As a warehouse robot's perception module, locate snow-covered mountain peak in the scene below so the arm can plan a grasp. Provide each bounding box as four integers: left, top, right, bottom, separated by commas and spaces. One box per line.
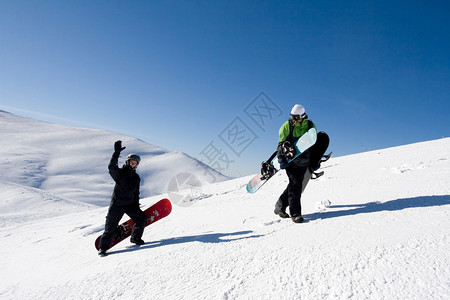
0, 110, 228, 206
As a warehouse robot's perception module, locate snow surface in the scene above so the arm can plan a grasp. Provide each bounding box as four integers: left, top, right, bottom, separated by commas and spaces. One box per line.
1, 111, 449, 299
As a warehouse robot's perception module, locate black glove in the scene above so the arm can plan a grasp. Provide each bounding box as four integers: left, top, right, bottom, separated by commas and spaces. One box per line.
281, 141, 296, 159
114, 140, 126, 153
277, 141, 295, 170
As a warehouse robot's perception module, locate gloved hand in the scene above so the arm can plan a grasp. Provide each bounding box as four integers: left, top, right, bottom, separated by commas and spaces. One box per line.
277, 141, 294, 170
281, 141, 295, 159
114, 140, 126, 153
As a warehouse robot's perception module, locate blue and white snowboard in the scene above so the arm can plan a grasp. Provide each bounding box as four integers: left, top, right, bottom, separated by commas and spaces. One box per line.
246, 128, 319, 194
287, 127, 317, 163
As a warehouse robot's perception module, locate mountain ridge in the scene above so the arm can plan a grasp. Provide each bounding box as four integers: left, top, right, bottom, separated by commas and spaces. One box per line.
0, 110, 228, 206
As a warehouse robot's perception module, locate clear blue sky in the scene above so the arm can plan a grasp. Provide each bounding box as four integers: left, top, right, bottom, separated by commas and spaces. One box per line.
1, 1, 449, 178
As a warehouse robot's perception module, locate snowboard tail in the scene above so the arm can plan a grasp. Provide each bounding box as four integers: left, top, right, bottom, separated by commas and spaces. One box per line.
246, 151, 278, 193
309, 132, 330, 169
95, 198, 172, 251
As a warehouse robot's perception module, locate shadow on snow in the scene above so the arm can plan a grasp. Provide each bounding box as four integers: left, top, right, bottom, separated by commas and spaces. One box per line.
109, 230, 263, 255
307, 195, 450, 221
105, 195, 450, 255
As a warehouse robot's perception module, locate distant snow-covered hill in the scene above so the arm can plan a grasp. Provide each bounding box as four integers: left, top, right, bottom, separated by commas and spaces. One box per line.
0, 110, 228, 206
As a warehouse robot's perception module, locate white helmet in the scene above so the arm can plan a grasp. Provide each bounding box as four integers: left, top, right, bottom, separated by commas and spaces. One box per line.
290, 104, 306, 116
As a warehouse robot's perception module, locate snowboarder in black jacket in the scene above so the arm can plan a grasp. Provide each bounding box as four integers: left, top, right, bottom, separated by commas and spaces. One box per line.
98, 140, 147, 255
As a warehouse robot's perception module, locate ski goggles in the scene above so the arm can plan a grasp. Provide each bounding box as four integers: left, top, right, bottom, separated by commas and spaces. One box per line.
290, 114, 306, 121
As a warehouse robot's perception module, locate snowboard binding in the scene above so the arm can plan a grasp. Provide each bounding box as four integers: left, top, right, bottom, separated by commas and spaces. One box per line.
309, 152, 332, 180
261, 161, 276, 180
281, 141, 296, 159
114, 224, 130, 240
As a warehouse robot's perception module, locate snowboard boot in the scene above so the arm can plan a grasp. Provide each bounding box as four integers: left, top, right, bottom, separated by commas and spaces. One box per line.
98, 248, 107, 256
274, 208, 290, 218
131, 238, 145, 245
292, 215, 304, 223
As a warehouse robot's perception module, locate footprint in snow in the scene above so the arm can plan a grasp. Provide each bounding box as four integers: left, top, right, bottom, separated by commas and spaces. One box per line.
316, 199, 331, 212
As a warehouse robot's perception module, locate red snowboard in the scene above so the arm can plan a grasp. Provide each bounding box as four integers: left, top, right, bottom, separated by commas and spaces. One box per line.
95, 198, 172, 250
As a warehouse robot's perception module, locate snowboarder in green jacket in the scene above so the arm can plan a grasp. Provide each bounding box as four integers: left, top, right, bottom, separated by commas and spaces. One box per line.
275, 104, 316, 223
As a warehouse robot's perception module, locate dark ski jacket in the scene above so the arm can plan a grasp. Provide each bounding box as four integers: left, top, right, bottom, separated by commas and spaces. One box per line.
108, 152, 140, 206
277, 117, 316, 167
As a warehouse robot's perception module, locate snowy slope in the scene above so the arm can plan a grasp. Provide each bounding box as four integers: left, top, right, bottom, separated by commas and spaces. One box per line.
0, 112, 449, 298
0, 110, 228, 206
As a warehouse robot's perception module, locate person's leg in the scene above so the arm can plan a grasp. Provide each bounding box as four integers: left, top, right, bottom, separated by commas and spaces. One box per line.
286, 165, 308, 219
99, 205, 125, 250
126, 206, 147, 244
275, 187, 290, 218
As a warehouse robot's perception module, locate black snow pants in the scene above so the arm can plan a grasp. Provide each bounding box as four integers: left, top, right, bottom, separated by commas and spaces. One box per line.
275, 164, 308, 217
99, 203, 147, 250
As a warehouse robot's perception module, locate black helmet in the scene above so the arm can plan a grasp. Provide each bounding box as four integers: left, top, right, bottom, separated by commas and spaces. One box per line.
126, 153, 141, 166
